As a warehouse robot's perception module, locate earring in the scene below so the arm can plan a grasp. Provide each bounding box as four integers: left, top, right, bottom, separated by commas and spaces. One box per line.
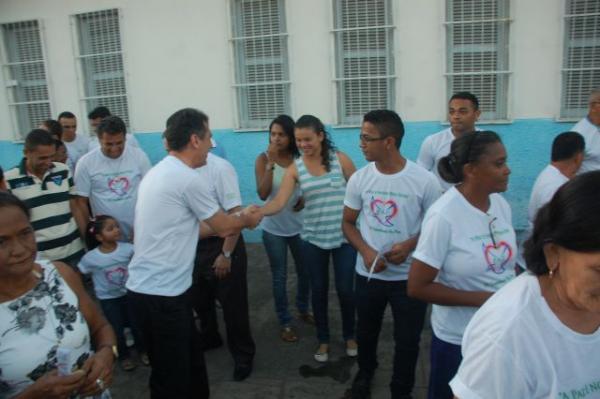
549, 269, 554, 278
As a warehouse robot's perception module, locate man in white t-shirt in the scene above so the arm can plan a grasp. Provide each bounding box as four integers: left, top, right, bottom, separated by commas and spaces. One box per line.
517, 131, 585, 268
74, 115, 151, 242
58, 111, 90, 170
417, 92, 481, 190
342, 110, 442, 399
126, 108, 262, 399
571, 88, 600, 172
193, 152, 255, 381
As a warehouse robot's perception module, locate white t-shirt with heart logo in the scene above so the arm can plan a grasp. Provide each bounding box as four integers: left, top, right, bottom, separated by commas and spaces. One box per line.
344, 161, 442, 281
78, 242, 134, 299
412, 186, 517, 345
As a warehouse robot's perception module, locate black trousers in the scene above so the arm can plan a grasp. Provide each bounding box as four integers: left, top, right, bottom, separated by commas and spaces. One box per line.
355, 274, 427, 398
128, 289, 209, 399
192, 235, 255, 365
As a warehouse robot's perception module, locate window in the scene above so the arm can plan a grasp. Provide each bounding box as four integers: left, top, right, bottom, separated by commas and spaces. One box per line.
74, 9, 129, 126
333, 0, 394, 125
1, 20, 51, 139
561, 0, 600, 119
231, 0, 290, 129
446, 0, 510, 120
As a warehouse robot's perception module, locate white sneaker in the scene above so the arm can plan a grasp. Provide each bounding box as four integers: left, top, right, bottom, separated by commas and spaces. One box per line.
314, 345, 329, 363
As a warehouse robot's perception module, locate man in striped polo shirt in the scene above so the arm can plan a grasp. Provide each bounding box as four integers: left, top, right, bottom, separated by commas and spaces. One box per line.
5, 129, 86, 265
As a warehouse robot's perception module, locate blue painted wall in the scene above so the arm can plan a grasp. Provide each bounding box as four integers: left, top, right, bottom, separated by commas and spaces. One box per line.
0, 118, 574, 242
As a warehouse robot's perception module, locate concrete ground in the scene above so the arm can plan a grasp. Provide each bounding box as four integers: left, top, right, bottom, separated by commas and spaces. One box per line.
110, 243, 431, 399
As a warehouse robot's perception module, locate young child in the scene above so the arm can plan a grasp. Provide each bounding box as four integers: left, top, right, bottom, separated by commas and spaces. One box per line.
78, 215, 147, 371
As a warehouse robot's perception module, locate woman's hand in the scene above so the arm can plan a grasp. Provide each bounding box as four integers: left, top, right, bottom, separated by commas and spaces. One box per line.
78, 347, 114, 397
16, 369, 86, 399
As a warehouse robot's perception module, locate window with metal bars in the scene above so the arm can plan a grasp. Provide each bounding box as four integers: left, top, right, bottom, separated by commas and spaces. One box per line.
74, 9, 129, 127
1, 20, 51, 139
446, 0, 510, 121
231, 0, 290, 129
333, 0, 394, 125
561, 0, 600, 119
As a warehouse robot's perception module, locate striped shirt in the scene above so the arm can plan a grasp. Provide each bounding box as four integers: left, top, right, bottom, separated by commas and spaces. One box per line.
295, 153, 346, 249
6, 159, 85, 263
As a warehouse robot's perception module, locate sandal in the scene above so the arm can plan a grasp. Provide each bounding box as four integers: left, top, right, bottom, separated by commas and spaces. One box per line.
346, 339, 358, 357
140, 352, 150, 366
280, 326, 298, 342
120, 357, 137, 371
298, 312, 315, 325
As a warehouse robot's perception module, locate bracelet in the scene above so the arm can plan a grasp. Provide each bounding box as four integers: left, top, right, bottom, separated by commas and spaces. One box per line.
96, 343, 118, 359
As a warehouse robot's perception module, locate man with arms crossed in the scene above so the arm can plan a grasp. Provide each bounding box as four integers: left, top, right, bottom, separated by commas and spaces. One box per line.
417, 92, 480, 190
126, 108, 262, 399
343, 110, 442, 399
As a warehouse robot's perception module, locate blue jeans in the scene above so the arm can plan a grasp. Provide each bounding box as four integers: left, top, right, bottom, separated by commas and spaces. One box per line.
428, 333, 462, 399
303, 241, 356, 344
100, 295, 145, 359
262, 231, 311, 327
355, 275, 426, 398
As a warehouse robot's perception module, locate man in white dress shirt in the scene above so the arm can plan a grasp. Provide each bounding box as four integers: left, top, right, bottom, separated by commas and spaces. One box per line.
571, 88, 600, 172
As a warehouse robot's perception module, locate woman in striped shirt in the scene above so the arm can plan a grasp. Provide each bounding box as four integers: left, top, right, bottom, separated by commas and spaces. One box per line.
260, 115, 357, 362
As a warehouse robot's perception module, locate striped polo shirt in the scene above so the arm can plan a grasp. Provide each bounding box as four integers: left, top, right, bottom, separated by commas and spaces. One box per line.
295, 153, 346, 249
6, 159, 85, 263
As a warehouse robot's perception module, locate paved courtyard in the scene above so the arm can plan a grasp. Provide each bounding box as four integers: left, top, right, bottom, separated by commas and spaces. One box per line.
110, 243, 432, 399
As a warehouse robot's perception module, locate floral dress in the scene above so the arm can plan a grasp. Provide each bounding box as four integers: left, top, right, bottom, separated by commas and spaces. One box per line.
0, 260, 92, 398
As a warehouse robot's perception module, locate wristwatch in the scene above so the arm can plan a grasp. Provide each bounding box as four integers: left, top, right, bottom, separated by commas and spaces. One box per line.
222, 250, 232, 259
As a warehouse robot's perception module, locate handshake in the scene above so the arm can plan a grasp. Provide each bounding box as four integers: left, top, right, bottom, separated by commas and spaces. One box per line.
239, 205, 264, 229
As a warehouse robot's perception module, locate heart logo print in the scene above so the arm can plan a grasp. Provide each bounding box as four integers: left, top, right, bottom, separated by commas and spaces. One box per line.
369, 197, 398, 227
108, 176, 130, 197
482, 241, 513, 274
105, 266, 128, 287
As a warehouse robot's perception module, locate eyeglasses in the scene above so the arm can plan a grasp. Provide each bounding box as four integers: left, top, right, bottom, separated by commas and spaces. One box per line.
359, 134, 385, 143
488, 216, 498, 248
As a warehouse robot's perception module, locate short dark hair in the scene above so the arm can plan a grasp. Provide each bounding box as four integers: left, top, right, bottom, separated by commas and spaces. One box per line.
97, 115, 127, 137
54, 139, 65, 150
449, 91, 479, 111
164, 108, 209, 151
438, 131, 502, 183
88, 106, 111, 120
363, 110, 405, 149
269, 115, 299, 157
524, 171, 600, 275
0, 191, 30, 219
24, 129, 56, 151
41, 119, 63, 140
551, 131, 585, 162
57, 111, 76, 120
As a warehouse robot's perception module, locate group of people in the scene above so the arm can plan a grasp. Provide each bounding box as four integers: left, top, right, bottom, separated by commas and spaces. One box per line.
0, 90, 599, 399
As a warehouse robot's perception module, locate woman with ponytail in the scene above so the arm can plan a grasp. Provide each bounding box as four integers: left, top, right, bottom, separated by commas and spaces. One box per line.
260, 115, 358, 362
450, 171, 600, 398
407, 131, 516, 399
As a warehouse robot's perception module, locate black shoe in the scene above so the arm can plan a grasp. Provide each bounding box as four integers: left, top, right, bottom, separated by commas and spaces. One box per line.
351, 370, 372, 399
233, 362, 253, 381
200, 334, 223, 351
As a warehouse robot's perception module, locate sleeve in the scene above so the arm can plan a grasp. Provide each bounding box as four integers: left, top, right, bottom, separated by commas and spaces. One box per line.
343, 172, 362, 210
417, 137, 434, 171
183, 174, 221, 221
73, 157, 91, 197
450, 335, 531, 399
77, 253, 94, 274
213, 159, 242, 211
411, 209, 451, 269
422, 173, 443, 212
137, 150, 152, 177
128, 134, 140, 148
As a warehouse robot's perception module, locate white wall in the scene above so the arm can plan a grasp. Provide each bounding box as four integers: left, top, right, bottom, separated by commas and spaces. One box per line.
0, 0, 567, 141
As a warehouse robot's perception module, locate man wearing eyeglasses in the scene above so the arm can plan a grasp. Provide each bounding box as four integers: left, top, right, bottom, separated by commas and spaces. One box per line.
342, 110, 442, 399
417, 92, 481, 190
571, 88, 600, 173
